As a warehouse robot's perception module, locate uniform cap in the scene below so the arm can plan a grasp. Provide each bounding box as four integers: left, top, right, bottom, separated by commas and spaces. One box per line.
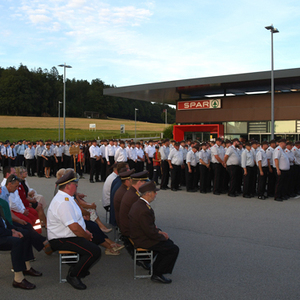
119, 169, 135, 180
131, 170, 149, 181
139, 181, 159, 194
55, 170, 79, 186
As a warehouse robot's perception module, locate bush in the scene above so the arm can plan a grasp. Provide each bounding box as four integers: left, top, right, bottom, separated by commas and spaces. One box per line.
163, 124, 175, 139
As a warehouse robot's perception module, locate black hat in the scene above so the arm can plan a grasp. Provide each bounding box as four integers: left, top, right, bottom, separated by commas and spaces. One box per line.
55, 170, 79, 186
131, 170, 149, 181
139, 181, 159, 194
119, 169, 135, 180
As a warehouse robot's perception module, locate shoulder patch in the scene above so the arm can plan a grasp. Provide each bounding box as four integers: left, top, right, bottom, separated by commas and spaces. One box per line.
65, 197, 69, 201
146, 204, 151, 210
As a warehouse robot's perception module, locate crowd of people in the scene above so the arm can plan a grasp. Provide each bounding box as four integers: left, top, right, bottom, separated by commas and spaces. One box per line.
1, 137, 300, 201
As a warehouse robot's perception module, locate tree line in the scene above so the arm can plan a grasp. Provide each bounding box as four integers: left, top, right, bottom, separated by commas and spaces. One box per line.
0, 64, 175, 123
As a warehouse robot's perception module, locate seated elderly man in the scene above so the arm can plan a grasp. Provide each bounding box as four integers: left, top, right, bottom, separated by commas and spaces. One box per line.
128, 181, 179, 284
0, 175, 42, 290
47, 170, 101, 290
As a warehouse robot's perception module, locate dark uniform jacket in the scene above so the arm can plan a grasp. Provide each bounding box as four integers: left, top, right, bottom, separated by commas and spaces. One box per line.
119, 186, 140, 236
0, 205, 14, 245
128, 198, 166, 249
113, 184, 128, 227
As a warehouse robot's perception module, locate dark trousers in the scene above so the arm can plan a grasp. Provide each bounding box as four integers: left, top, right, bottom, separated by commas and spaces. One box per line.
199, 164, 209, 193
16, 154, 25, 166
149, 239, 179, 276
49, 237, 101, 278
227, 165, 240, 195
243, 166, 255, 196
136, 161, 144, 173
63, 155, 72, 168
146, 158, 154, 180
213, 163, 223, 193
160, 160, 170, 188
101, 158, 107, 181
171, 164, 181, 190
128, 159, 136, 171
153, 165, 161, 185
77, 161, 84, 177
54, 157, 63, 176
26, 158, 35, 176
257, 167, 268, 197
251, 166, 258, 195
274, 169, 289, 199
288, 166, 296, 196
37, 156, 44, 177
185, 165, 196, 191
90, 158, 96, 181
0, 227, 34, 272
294, 165, 300, 194
180, 161, 186, 186
267, 167, 276, 196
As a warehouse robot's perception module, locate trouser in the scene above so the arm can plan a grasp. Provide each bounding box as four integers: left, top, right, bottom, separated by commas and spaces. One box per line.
227, 165, 240, 195
54, 157, 63, 176
288, 165, 296, 196
13, 222, 46, 252
77, 162, 84, 177
95, 159, 101, 181
13, 208, 38, 226
223, 167, 230, 192
237, 166, 243, 193
136, 161, 144, 173
171, 164, 181, 189
199, 164, 209, 193
90, 158, 96, 181
180, 161, 186, 186
128, 159, 136, 170
16, 154, 25, 166
37, 156, 44, 177
0, 227, 34, 272
26, 159, 35, 176
49, 237, 101, 278
8, 157, 16, 167
101, 158, 107, 181
160, 160, 170, 188
185, 165, 196, 191
251, 166, 258, 195
243, 166, 255, 196
257, 167, 268, 197
146, 158, 154, 179
267, 167, 276, 196
213, 163, 223, 193
153, 165, 161, 184
274, 169, 289, 199
149, 239, 179, 276
294, 165, 300, 194
63, 155, 72, 168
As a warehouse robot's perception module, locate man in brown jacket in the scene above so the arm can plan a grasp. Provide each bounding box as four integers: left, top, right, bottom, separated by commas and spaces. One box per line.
128, 181, 179, 284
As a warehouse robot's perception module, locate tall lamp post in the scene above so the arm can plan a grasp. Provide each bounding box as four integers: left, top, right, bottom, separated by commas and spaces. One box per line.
265, 24, 279, 140
135, 108, 139, 141
58, 63, 72, 142
58, 101, 62, 140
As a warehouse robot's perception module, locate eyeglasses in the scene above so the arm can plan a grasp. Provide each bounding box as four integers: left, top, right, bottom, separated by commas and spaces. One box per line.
7, 175, 20, 184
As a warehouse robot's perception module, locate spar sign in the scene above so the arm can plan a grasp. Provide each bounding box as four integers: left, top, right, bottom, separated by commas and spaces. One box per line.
177, 99, 221, 110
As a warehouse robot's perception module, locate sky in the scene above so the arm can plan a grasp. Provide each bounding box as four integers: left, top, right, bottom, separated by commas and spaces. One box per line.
1, 0, 300, 87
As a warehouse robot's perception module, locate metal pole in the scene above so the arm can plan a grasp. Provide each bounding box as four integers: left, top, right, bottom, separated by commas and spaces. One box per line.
63, 64, 66, 142
135, 108, 137, 141
270, 31, 274, 140
165, 108, 167, 127
58, 102, 61, 141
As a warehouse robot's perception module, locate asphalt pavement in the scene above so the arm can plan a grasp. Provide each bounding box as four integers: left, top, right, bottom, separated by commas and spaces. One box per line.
1, 174, 300, 300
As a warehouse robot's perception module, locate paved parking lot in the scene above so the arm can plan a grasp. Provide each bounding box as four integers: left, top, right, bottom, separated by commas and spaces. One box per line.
1, 174, 300, 300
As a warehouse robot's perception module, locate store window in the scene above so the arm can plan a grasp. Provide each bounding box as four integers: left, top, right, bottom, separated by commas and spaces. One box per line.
226, 122, 247, 134
274, 121, 296, 133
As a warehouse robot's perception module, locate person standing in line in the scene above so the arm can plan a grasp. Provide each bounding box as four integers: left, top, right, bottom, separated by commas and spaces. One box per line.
185, 146, 198, 193
135, 142, 145, 172
24, 143, 35, 176
266, 140, 276, 197
89, 140, 98, 183
153, 145, 161, 185
35, 140, 45, 177
292, 141, 300, 195
159, 139, 170, 190
145, 140, 155, 180
63, 140, 72, 168
285, 141, 297, 198
168, 142, 184, 192
199, 143, 210, 194
256, 141, 269, 200
241, 142, 255, 198
114, 141, 128, 163
53, 141, 63, 176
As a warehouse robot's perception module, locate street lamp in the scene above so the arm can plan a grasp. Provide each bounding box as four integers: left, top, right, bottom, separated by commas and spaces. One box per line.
58, 101, 62, 141
135, 108, 139, 141
265, 24, 279, 140
58, 63, 72, 142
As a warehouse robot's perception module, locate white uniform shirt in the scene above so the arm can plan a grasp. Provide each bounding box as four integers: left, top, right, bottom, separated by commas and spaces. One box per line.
100, 145, 106, 158
256, 149, 268, 167
211, 144, 223, 164
64, 144, 71, 156
241, 149, 255, 168
186, 150, 197, 167
1, 146, 6, 156
199, 149, 209, 165
42, 148, 53, 157
168, 148, 183, 166
266, 146, 275, 167
136, 148, 144, 162
145, 145, 155, 158
54, 145, 64, 157
180, 146, 188, 161
35, 145, 45, 157
292, 146, 300, 165
225, 145, 241, 166
24, 147, 35, 159
9, 188, 26, 214
159, 145, 169, 161
105, 144, 115, 160
285, 149, 295, 166
273, 146, 290, 171
102, 172, 118, 207
128, 147, 137, 161
47, 190, 86, 240
115, 147, 127, 162
89, 145, 98, 159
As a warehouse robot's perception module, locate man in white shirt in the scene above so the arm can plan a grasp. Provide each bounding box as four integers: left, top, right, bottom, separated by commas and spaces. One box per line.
105, 139, 115, 167
292, 141, 300, 195
168, 142, 184, 191
256, 141, 269, 200
145, 140, 155, 180
128, 142, 137, 170
114, 141, 127, 162
53, 141, 64, 175
273, 139, 290, 201
185, 146, 198, 193
89, 140, 100, 183
199, 143, 210, 194
135, 142, 145, 172
159, 139, 170, 190
266, 140, 276, 197
47, 170, 101, 290
285, 141, 297, 198
241, 142, 255, 198
24, 142, 35, 176
100, 140, 108, 181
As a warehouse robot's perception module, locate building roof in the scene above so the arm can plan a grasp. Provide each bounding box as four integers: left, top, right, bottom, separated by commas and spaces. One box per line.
103, 68, 300, 105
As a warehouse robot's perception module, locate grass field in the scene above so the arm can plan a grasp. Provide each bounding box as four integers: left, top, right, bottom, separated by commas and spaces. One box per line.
0, 116, 165, 142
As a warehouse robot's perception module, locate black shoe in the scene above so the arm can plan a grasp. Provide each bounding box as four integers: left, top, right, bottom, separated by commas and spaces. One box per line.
274, 198, 283, 202
160, 187, 167, 190
171, 188, 177, 192
90, 180, 94, 183
187, 189, 196, 193
258, 196, 265, 200
213, 192, 220, 195
282, 196, 289, 200
228, 193, 236, 197
177, 188, 182, 191
243, 195, 251, 198
136, 261, 151, 270
166, 186, 170, 189
151, 274, 172, 284
66, 274, 87, 290
200, 191, 207, 194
